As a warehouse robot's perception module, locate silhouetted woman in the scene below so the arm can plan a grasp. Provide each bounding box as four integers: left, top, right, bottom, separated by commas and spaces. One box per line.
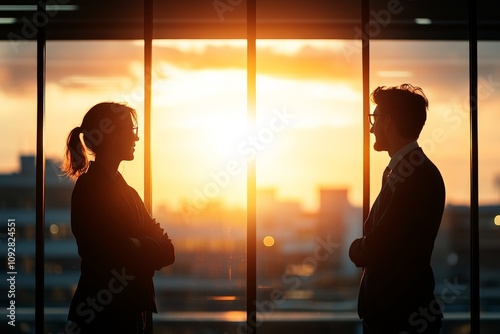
63, 102, 175, 334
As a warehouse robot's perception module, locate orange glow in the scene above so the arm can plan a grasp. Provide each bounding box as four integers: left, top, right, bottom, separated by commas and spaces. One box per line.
219, 311, 246, 322
263, 235, 275, 247
210, 296, 237, 301
285, 264, 315, 277
1, 39, 493, 211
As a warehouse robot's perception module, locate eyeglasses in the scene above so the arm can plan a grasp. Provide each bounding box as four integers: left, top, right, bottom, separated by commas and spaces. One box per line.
368, 113, 386, 125
132, 127, 138, 136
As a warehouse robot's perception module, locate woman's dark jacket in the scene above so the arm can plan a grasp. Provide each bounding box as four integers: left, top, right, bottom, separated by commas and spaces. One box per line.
68, 162, 175, 329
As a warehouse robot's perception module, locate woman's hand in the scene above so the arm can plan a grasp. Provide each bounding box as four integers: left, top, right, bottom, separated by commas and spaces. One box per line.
150, 218, 167, 239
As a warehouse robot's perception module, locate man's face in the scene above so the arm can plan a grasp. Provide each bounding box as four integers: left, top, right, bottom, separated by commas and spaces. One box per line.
370, 106, 389, 152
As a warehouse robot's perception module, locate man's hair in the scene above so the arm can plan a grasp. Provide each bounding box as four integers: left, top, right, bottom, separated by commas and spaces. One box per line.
371, 84, 428, 140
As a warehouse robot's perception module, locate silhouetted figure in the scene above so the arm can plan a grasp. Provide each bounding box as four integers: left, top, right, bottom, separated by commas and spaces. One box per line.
349, 85, 445, 334
63, 102, 175, 334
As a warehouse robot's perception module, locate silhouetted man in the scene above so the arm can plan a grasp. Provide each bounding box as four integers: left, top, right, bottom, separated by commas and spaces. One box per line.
349, 84, 445, 334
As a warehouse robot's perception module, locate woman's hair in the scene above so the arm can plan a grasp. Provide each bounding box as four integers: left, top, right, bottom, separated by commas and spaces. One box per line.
62, 102, 137, 180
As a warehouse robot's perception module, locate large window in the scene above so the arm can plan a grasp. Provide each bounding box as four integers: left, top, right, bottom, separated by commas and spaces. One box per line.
0, 41, 37, 333
372, 40, 472, 333
151, 40, 247, 332
44, 40, 145, 333
478, 41, 500, 331
255, 39, 363, 333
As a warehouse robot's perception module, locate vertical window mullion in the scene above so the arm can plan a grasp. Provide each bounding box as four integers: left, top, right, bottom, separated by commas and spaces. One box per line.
361, 2, 370, 333
247, 0, 257, 332
35, 1, 47, 333
468, 0, 480, 331
362, 0, 370, 229
144, 0, 153, 213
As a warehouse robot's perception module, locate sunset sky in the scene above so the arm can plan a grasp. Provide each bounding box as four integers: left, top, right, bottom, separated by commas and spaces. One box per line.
1, 39, 499, 212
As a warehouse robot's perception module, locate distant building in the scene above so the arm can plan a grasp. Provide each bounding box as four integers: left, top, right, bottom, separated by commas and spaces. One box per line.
0, 155, 73, 210
0, 155, 78, 310
440, 205, 500, 281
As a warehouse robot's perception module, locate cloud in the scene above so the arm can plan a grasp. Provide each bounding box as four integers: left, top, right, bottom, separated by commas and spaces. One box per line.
0, 39, 484, 97
154, 42, 360, 80
0, 41, 142, 94
1, 40, 365, 97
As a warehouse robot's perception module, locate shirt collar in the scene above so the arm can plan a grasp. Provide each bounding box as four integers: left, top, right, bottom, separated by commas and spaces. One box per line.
388, 141, 419, 170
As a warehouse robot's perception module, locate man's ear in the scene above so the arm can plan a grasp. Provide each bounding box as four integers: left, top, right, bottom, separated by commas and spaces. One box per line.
383, 114, 392, 132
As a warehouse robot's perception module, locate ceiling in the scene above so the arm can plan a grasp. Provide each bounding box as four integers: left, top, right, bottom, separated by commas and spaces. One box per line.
0, 0, 499, 40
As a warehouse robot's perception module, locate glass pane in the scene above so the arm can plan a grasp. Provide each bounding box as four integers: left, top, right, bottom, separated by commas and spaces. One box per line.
151, 39, 247, 332
371, 40, 471, 333
478, 41, 500, 332
256, 39, 363, 333
0, 41, 37, 333
45, 40, 144, 332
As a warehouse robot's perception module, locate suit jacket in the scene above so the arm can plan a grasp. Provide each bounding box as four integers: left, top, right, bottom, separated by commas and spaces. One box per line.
68, 162, 175, 329
349, 148, 445, 326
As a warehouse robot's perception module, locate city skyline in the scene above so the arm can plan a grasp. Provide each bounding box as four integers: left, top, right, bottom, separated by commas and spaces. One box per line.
1, 152, 499, 333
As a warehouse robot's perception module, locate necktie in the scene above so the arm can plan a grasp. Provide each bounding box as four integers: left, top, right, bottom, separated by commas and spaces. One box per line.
370, 166, 391, 230
382, 166, 391, 188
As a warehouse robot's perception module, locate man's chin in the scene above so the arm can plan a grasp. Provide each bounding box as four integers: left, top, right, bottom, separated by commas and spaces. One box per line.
373, 142, 386, 152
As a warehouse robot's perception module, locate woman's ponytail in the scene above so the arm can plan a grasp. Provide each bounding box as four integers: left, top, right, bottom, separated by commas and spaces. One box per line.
61, 127, 88, 181
62, 102, 137, 180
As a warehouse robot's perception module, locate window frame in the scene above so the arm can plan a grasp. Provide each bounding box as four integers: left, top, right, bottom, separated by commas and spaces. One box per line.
32, 0, 481, 333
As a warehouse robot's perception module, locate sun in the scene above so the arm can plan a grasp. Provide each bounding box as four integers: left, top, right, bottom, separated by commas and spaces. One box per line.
200, 115, 250, 159
152, 63, 249, 161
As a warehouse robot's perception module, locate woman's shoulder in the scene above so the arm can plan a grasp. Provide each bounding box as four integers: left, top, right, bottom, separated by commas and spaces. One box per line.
73, 163, 109, 192
74, 166, 96, 185
72, 172, 95, 200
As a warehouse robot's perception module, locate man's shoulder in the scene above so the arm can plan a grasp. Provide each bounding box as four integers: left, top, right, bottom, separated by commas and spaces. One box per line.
408, 149, 445, 194
415, 149, 442, 176
390, 148, 444, 187
401, 148, 441, 173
